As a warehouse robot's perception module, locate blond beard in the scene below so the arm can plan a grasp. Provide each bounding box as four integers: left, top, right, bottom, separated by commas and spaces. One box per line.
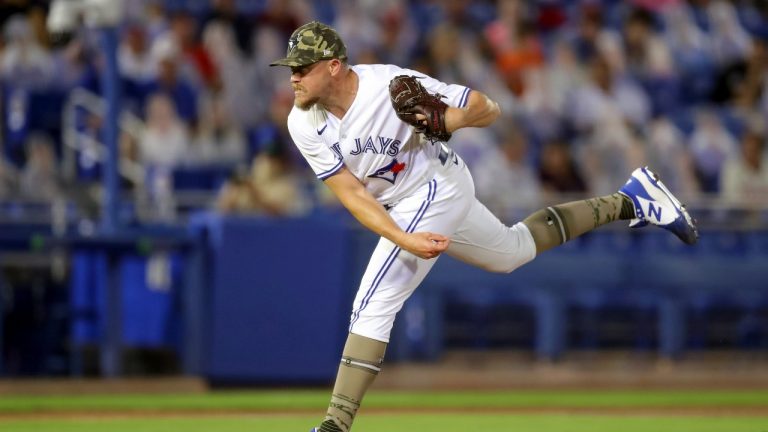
294, 96, 320, 111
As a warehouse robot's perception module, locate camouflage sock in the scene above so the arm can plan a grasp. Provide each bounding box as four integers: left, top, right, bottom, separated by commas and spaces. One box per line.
523, 193, 631, 254
321, 333, 386, 432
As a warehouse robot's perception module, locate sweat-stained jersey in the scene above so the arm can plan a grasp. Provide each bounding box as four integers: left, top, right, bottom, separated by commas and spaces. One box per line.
286, 64, 471, 207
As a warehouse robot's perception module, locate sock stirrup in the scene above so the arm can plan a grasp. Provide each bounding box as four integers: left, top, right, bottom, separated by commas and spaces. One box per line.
545, 206, 569, 245
319, 418, 344, 432
340, 356, 382, 375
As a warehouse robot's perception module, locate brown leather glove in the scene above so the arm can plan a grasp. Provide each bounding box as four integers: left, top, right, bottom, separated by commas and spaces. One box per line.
389, 75, 452, 141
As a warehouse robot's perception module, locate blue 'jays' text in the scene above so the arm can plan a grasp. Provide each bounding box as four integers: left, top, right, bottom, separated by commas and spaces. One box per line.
349, 136, 401, 156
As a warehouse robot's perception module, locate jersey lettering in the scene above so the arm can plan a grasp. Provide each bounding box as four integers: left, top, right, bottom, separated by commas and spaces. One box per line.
349, 138, 364, 155
361, 136, 378, 153
349, 136, 401, 156
380, 137, 402, 156
330, 142, 342, 160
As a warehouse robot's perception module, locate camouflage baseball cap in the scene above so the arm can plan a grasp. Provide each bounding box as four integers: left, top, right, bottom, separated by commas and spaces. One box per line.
270, 21, 347, 67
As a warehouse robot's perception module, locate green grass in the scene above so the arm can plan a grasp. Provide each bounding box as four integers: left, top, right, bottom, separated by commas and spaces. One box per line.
1, 390, 767, 432
1, 389, 767, 412
2, 414, 768, 432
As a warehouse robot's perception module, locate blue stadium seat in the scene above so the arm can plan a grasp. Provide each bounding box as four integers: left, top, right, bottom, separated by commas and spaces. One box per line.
172, 164, 235, 191
641, 76, 682, 117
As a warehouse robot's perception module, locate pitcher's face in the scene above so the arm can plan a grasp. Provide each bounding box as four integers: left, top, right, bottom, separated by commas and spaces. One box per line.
290, 60, 329, 111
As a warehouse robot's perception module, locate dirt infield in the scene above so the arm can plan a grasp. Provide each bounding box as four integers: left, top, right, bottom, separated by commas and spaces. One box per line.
0, 377, 207, 396
374, 350, 768, 391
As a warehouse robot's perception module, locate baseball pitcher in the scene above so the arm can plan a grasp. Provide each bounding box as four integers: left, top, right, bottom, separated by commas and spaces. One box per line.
270, 21, 698, 432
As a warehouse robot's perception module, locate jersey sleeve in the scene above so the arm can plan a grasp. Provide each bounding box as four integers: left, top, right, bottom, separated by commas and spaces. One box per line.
287, 109, 344, 180
395, 67, 472, 109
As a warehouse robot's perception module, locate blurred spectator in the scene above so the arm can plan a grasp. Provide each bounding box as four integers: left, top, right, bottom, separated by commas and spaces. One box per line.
186, 93, 246, 166
334, 0, 383, 63
485, 1, 544, 98
250, 25, 290, 123
707, 1, 753, 67
137, 93, 188, 168
449, 124, 501, 174
622, 8, 675, 80
441, 0, 487, 29
50, 36, 93, 91
427, 23, 474, 84
534, 1, 567, 33
118, 24, 155, 83
473, 128, 541, 219
689, 108, 739, 192
374, 3, 419, 66
0, 14, 53, 88
202, 19, 256, 128
25, 5, 48, 49
424, 22, 515, 114
712, 37, 766, 106
662, 4, 716, 102
340, 1, 419, 67
538, 140, 587, 194
720, 127, 768, 206
250, 89, 303, 167
203, 0, 255, 55
645, 117, 700, 199
0, 156, 19, 199
19, 133, 61, 201
565, 53, 651, 133
579, 112, 645, 196
142, 1, 171, 41
571, 2, 608, 63
520, 38, 584, 142
255, 0, 304, 40
143, 39, 199, 124
621, 8, 680, 116
134, 91, 189, 221
151, 11, 220, 91
215, 149, 310, 216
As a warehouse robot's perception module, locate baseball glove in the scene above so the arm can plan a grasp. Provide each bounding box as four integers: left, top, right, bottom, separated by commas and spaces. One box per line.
389, 75, 452, 141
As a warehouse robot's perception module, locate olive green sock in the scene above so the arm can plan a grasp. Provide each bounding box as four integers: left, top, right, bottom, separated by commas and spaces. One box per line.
523, 193, 633, 254
321, 333, 387, 432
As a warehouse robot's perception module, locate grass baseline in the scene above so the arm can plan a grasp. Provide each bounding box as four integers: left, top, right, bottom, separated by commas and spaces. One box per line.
1, 389, 767, 432
2, 413, 768, 432
1, 389, 768, 412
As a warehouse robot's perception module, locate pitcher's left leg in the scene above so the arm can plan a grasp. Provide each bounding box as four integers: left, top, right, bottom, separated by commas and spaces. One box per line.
321, 168, 474, 432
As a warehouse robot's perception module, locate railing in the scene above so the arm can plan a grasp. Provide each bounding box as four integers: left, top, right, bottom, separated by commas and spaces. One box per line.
61, 88, 146, 186
59, 88, 224, 222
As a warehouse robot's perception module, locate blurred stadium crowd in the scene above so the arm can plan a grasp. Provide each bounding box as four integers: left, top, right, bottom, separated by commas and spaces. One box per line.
1, 0, 768, 225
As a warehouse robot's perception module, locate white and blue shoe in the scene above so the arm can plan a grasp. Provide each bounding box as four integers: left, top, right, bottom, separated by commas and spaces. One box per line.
310, 428, 319, 432
618, 166, 699, 245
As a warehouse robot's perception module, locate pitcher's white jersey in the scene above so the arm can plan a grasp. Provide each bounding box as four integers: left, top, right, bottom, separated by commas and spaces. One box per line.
287, 63, 537, 343
287, 64, 471, 206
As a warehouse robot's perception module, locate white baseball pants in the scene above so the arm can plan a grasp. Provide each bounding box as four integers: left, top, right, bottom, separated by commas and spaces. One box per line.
348, 151, 537, 342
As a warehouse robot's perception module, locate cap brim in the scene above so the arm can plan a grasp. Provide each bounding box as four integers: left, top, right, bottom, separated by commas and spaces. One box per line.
269, 57, 311, 67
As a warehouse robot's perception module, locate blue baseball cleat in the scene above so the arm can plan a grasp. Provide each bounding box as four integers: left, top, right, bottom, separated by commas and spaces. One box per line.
618, 166, 699, 245
310, 428, 319, 432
